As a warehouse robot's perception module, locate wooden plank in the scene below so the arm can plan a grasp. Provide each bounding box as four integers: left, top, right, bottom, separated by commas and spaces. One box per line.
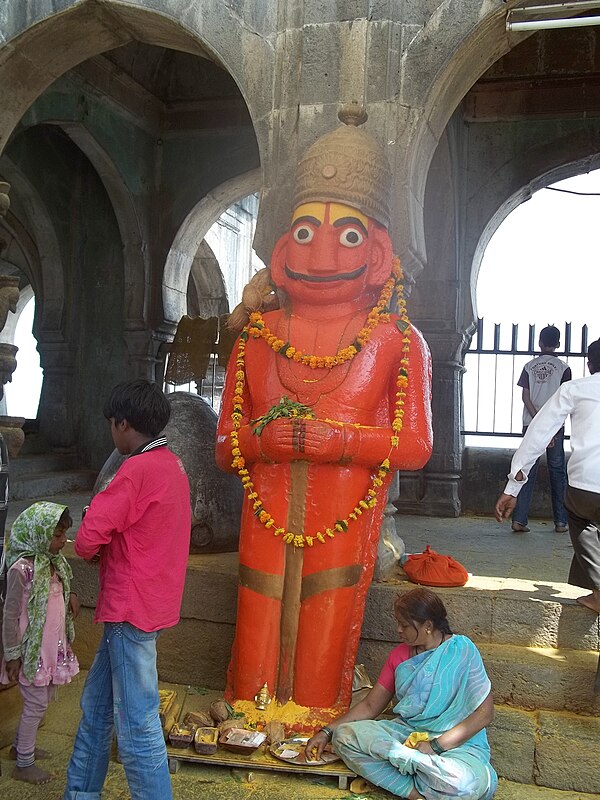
164, 686, 356, 783
165, 744, 355, 781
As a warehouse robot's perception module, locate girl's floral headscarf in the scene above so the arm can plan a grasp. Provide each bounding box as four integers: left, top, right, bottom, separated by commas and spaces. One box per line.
4, 502, 74, 682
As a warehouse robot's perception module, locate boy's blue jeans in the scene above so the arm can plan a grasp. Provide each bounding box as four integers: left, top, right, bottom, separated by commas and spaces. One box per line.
63, 622, 172, 800
513, 427, 568, 528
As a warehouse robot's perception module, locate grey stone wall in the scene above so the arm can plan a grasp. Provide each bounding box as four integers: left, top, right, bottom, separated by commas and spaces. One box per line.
462, 446, 568, 519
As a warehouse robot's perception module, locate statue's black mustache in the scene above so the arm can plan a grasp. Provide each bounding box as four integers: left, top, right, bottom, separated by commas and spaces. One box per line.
284, 264, 367, 283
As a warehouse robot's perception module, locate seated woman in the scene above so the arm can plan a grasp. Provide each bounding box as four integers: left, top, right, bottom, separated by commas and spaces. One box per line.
306, 588, 497, 800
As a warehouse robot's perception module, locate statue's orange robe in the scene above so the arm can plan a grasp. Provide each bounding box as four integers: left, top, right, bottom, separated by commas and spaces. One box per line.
216, 308, 432, 711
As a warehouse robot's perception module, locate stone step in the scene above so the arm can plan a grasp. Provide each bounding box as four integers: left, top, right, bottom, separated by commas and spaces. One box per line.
496, 779, 600, 799
481, 643, 600, 716
8, 452, 82, 478
363, 577, 600, 652
490, 704, 600, 794
8, 468, 97, 501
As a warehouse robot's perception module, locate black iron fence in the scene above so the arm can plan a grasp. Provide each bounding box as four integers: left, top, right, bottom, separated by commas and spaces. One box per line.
162, 317, 594, 441
462, 319, 592, 439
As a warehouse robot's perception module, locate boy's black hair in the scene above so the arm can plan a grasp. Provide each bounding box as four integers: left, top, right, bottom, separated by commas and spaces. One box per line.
103, 379, 170, 437
587, 339, 600, 373
539, 325, 560, 348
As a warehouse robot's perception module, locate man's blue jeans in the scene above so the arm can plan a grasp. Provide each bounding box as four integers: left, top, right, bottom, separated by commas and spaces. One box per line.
63, 622, 172, 800
513, 427, 568, 528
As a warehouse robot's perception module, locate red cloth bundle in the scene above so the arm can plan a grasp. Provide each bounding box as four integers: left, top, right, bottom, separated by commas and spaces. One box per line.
402, 545, 469, 587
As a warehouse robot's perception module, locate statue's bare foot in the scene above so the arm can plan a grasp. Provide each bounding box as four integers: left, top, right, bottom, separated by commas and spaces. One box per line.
12, 764, 53, 784
576, 593, 600, 613
9, 746, 51, 759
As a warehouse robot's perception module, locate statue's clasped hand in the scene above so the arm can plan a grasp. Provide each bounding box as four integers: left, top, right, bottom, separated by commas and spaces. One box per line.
291, 419, 306, 453
258, 417, 346, 463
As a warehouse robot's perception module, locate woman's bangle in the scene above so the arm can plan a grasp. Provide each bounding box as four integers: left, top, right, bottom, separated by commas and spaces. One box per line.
319, 726, 334, 741
429, 737, 446, 755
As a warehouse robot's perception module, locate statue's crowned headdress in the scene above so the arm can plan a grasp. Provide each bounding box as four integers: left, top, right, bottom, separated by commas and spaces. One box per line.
293, 104, 392, 229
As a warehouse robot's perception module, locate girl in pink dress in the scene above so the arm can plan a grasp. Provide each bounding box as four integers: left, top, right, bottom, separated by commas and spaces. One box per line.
1, 502, 80, 785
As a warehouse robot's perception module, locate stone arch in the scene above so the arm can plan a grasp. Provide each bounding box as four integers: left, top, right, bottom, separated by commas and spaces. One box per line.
398, 3, 520, 275
466, 135, 600, 326
0, 157, 65, 336
163, 168, 261, 325
0, 283, 34, 346
0, 1, 271, 161
187, 240, 229, 319
46, 121, 148, 326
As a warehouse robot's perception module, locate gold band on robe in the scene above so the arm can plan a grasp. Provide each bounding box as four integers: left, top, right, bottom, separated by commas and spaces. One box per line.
237, 562, 363, 601
238, 563, 284, 599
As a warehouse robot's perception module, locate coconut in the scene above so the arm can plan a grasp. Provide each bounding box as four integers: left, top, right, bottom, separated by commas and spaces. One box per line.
210, 699, 232, 724
184, 710, 214, 728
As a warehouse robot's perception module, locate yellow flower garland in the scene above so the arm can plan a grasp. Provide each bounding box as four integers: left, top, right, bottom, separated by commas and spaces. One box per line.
229, 257, 411, 547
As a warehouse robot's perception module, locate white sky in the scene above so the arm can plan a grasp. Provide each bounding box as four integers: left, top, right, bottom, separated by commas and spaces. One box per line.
4, 298, 41, 419
476, 170, 600, 337
465, 169, 600, 447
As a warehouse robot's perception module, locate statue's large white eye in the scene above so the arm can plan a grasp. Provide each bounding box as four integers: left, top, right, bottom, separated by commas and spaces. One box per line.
292, 225, 314, 244
339, 227, 364, 247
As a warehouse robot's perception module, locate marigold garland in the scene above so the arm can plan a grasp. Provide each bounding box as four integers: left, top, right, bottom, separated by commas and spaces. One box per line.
247, 271, 396, 369
229, 256, 411, 547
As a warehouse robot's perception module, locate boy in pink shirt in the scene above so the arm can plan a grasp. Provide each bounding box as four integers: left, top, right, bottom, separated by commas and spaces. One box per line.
64, 380, 191, 800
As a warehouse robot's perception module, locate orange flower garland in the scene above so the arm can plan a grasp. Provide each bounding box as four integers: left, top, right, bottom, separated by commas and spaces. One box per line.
247, 273, 395, 368
229, 257, 411, 547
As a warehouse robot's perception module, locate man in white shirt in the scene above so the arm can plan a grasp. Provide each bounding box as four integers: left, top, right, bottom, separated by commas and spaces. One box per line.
511, 325, 571, 533
495, 339, 600, 613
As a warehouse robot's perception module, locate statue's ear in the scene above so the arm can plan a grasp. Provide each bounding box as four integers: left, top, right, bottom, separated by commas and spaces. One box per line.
270, 232, 290, 286
368, 225, 394, 287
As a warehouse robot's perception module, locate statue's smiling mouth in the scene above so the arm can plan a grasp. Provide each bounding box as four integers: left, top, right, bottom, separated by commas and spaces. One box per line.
284, 264, 367, 283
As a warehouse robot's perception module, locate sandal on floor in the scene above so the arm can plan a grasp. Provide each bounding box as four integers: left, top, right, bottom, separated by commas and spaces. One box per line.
350, 777, 375, 794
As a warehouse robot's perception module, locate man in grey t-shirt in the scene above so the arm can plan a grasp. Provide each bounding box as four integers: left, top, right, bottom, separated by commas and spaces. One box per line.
511, 325, 571, 533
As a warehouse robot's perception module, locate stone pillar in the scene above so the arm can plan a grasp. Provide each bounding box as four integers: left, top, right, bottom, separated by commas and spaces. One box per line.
37, 341, 76, 449
124, 327, 163, 382
397, 329, 467, 517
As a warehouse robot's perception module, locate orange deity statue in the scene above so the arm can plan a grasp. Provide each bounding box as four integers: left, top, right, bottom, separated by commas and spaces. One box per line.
216, 107, 433, 717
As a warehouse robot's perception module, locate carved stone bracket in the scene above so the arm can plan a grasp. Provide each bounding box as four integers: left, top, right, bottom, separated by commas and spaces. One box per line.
0, 275, 20, 335
124, 327, 163, 381
0, 182, 10, 217
0, 342, 18, 401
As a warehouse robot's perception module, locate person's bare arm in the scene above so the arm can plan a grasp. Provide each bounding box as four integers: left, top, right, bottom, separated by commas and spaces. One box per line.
305, 683, 393, 760
416, 692, 494, 755
522, 388, 537, 420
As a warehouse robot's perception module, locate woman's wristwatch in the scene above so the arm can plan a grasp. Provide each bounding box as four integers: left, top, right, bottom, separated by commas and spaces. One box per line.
319, 725, 334, 741
429, 737, 446, 755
